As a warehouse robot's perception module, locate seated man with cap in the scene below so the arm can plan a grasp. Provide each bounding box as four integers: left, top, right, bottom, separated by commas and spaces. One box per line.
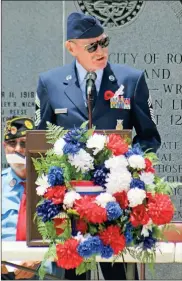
35, 12, 161, 280
1, 116, 41, 280
2, 116, 65, 280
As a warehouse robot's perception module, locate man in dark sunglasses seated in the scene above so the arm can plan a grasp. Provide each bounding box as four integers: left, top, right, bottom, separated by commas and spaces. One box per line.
35, 11, 161, 280
1, 116, 41, 279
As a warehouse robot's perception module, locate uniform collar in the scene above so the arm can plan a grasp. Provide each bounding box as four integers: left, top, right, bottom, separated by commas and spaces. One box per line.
75, 60, 103, 86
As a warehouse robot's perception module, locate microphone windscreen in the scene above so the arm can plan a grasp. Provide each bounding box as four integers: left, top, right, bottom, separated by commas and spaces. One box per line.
86, 72, 97, 82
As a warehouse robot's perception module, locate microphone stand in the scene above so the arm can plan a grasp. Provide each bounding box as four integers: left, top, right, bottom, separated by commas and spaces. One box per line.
86, 72, 97, 129
87, 86, 94, 129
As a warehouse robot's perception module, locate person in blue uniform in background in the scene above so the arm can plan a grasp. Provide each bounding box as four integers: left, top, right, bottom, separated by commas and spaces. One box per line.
1, 116, 64, 280
35, 12, 161, 280
1, 116, 41, 280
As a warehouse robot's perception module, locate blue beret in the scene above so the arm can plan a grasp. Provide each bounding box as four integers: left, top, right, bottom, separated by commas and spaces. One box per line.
67, 12, 104, 40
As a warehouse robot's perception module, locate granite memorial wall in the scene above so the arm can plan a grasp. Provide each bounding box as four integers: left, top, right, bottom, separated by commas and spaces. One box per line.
3, 0, 181, 219
1, 0, 182, 230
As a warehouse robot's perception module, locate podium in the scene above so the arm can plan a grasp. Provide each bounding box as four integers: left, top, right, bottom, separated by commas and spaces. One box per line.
26, 130, 52, 246
12, 129, 182, 280
26, 129, 132, 246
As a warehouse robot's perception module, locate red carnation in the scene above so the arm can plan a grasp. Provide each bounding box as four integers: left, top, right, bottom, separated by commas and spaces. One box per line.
76, 219, 88, 234
147, 194, 174, 225
144, 158, 155, 173
107, 134, 128, 156
44, 185, 66, 204
99, 225, 126, 254
56, 238, 83, 269
113, 191, 129, 209
53, 218, 65, 236
130, 204, 149, 227
104, 90, 114, 100
74, 196, 107, 224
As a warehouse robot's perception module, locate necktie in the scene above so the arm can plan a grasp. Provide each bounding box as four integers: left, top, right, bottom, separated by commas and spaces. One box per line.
85, 72, 97, 109
16, 182, 26, 241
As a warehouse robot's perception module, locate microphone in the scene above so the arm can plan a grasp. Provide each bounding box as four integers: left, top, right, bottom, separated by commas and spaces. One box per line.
86, 72, 97, 129
86, 72, 97, 96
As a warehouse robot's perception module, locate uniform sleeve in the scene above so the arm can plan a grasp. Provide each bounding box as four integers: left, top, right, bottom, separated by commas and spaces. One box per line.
35, 76, 55, 130
131, 72, 161, 153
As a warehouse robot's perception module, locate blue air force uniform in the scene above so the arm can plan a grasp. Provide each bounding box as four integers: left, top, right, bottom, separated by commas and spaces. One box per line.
36, 61, 160, 153
35, 11, 161, 281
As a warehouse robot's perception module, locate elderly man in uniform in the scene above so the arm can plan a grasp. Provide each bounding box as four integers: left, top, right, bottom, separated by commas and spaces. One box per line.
1, 116, 40, 279
1, 116, 65, 280
35, 12, 161, 280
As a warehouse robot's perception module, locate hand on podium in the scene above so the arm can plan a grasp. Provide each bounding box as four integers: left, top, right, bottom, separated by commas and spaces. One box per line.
14, 261, 40, 280
1, 264, 9, 274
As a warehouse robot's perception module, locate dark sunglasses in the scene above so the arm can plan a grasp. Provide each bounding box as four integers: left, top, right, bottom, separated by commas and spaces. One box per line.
70, 36, 110, 53
5, 140, 26, 149
84, 36, 110, 53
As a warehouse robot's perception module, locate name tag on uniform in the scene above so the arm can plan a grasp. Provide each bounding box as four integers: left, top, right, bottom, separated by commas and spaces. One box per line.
55, 108, 68, 114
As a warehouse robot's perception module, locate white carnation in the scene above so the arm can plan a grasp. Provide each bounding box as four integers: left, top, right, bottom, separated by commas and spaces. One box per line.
74, 232, 85, 243
127, 188, 146, 207
141, 219, 153, 237
95, 193, 116, 208
128, 155, 146, 169
105, 155, 128, 171
53, 137, 66, 156
68, 149, 94, 173
35, 174, 49, 196
105, 170, 132, 194
63, 190, 81, 209
75, 233, 91, 243
140, 172, 155, 185
86, 134, 106, 155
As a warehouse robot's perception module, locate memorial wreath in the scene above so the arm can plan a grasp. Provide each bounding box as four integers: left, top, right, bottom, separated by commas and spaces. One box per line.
33, 122, 176, 278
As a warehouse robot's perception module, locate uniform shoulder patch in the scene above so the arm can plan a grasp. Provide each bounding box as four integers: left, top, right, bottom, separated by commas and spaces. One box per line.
35, 92, 41, 126
147, 95, 156, 124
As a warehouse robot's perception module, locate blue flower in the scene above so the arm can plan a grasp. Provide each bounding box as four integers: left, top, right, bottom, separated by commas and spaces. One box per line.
124, 223, 134, 245
101, 245, 113, 259
48, 166, 64, 186
63, 127, 86, 155
106, 202, 123, 221
137, 230, 157, 250
130, 179, 145, 190
36, 200, 61, 222
124, 230, 133, 245
63, 142, 81, 155
77, 236, 103, 258
92, 165, 109, 188
125, 222, 133, 231
125, 143, 144, 158
64, 127, 87, 143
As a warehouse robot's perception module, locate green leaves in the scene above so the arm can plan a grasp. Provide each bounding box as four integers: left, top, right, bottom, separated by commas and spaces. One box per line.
94, 147, 112, 166
76, 257, 97, 275
154, 176, 180, 195
38, 243, 57, 279
127, 246, 156, 264
80, 120, 89, 129
144, 151, 159, 165
36, 217, 57, 242
46, 121, 68, 144
88, 224, 98, 235
57, 219, 72, 241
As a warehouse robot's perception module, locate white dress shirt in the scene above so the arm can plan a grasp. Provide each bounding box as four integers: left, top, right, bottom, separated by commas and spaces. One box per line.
76, 60, 103, 105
